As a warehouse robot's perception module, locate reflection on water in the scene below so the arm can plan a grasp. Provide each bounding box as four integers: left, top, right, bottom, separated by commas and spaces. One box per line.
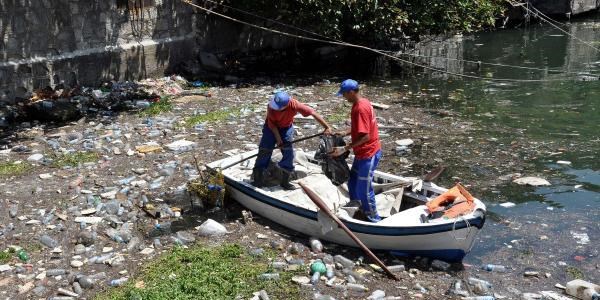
393, 18, 600, 264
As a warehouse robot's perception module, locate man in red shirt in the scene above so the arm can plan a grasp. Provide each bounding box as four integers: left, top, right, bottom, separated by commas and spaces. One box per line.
253, 91, 332, 190
331, 79, 383, 222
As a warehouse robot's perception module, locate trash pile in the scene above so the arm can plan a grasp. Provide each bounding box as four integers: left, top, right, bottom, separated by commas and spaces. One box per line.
0, 80, 596, 299
0, 107, 210, 298
2, 75, 209, 124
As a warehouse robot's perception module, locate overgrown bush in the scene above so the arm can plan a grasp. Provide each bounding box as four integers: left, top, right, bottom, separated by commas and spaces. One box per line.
221, 0, 506, 46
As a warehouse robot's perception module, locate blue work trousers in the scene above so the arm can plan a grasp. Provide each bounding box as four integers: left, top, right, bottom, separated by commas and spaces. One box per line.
348, 150, 383, 222
254, 124, 295, 171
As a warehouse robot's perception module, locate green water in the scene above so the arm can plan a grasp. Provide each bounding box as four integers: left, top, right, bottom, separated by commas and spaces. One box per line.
391, 19, 600, 267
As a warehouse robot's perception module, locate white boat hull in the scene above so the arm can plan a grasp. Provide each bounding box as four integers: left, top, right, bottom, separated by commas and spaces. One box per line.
227, 179, 484, 262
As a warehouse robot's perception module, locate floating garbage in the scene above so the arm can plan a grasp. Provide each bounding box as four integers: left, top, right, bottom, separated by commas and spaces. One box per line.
481, 264, 506, 272
165, 140, 196, 153
512, 176, 551, 186
570, 231, 590, 245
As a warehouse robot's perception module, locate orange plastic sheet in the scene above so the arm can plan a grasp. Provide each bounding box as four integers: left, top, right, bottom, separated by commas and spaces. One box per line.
426, 183, 476, 218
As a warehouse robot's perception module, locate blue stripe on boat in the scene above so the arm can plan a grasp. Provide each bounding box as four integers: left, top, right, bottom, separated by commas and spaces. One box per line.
227, 177, 486, 237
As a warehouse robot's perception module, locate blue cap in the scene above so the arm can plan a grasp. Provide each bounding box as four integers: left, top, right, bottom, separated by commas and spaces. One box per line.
269, 91, 291, 110
336, 79, 359, 96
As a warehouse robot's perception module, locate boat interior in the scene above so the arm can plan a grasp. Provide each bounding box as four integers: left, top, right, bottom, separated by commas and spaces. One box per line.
210, 149, 484, 226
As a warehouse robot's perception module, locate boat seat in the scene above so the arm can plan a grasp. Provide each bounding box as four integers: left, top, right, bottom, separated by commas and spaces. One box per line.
377, 205, 429, 226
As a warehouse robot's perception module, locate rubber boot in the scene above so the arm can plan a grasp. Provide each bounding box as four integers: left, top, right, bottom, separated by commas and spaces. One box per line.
252, 168, 265, 188
280, 170, 297, 191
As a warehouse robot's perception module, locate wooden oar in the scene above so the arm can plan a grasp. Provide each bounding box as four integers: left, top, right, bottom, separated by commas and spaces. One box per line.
219, 132, 323, 170
423, 166, 445, 182
298, 182, 399, 281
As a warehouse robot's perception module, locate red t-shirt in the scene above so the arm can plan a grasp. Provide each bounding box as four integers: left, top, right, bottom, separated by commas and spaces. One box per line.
266, 98, 314, 129
351, 98, 381, 159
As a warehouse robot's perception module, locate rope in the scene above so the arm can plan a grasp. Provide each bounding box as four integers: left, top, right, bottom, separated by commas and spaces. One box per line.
200, 0, 339, 42
203, 0, 589, 76
182, 0, 576, 83
385, 51, 591, 75
451, 215, 472, 241
529, 4, 568, 27
507, 0, 600, 53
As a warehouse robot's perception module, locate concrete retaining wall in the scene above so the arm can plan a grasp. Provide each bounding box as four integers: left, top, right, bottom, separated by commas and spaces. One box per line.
529, 0, 599, 17
0, 0, 297, 104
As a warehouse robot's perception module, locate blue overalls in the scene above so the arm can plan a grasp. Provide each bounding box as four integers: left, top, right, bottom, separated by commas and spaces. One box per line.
348, 149, 383, 222
254, 124, 295, 172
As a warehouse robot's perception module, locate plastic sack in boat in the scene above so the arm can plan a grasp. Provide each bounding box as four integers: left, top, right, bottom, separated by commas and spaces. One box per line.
314, 135, 350, 186
426, 183, 476, 218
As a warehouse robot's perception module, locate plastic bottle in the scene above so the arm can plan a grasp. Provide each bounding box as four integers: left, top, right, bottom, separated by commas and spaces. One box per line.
467, 277, 492, 295
136, 101, 150, 109
46, 269, 67, 276
109, 277, 128, 287
271, 261, 287, 270
77, 276, 95, 289
449, 280, 469, 297
482, 264, 507, 272
326, 266, 335, 279
346, 283, 368, 292
140, 194, 149, 206
8, 205, 18, 218
334, 255, 355, 269
388, 265, 406, 272
309, 237, 323, 253
17, 249, 29, 262
415, 283, 427, 293
288, 258, 305, 266
310, 272, 320, 285
90, 253, 114, 264
193, 123, 205, 132
40, 235, 58, 248
42, 211, 55, 224
258, 273, 280, 281
105, 229, 123, 243
346, 274, 356, 284
118, 176, 136, 185
342, 268, 365, 282
313, 293, 336, 300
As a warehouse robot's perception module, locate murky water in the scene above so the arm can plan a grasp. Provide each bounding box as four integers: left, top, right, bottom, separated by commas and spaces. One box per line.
390, 18, 599, 275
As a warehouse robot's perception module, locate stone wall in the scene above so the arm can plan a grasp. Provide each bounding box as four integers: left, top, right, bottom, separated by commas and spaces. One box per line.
0, 0, 299, 103
528, 0, 599, 17
0, 0, 198, 102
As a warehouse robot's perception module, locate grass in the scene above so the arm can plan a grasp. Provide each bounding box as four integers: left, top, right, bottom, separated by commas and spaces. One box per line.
0, 251, 10, 264
140, 97, 173, 116
96, 243, 302, 300
327, 104, 350, 123
52, 151, 99, 168
0, 161, 31, 177
566, 266, 584, 279
183, 108, 242, 127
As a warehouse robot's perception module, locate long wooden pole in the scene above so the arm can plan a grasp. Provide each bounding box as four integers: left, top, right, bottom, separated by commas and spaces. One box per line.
299, 182, 399, 281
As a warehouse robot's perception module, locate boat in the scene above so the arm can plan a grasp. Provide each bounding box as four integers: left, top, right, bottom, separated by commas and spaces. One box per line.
207, 149, 486, 262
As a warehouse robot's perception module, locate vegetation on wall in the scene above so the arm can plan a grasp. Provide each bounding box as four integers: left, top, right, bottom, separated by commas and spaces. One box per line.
222, 0, 506, 46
